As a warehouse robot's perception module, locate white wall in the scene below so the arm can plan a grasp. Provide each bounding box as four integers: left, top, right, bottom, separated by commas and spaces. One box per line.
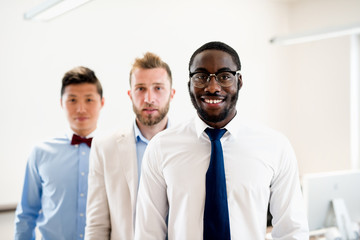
0, 0, 290, 207
1, 0, 359, 207
282, 0, 360, 174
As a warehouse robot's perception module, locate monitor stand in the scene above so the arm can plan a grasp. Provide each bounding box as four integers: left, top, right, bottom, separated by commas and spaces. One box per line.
325, 198, 358, 240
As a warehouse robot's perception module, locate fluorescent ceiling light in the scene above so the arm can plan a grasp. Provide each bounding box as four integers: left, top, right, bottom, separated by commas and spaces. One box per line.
24, 0, 93, 21
270, 22, 360, 45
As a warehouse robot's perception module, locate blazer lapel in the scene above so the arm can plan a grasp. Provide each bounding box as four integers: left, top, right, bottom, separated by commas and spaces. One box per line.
116, 128, 138, 211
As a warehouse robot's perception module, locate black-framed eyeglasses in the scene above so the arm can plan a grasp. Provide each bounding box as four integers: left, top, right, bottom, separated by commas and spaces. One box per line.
189, 70, 240, 88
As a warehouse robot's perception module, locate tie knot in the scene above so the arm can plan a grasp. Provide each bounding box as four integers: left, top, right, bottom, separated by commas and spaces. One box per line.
71, 134, 93, 147
205, 128, 227, 141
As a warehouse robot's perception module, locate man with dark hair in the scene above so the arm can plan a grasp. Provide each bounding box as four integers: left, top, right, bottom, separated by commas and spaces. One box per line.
85, 52, 175, 239
15, 66, 104, 239
135, 42, 309, 239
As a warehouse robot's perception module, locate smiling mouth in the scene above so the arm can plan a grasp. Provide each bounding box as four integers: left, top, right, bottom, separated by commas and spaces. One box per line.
202, 95, 225, 104
204, 99, 223, 104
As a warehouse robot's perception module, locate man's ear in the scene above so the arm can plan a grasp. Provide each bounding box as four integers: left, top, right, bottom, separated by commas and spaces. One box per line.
101, 97, 105, 108
170, 88, 176, 101
238, 74, 243, 90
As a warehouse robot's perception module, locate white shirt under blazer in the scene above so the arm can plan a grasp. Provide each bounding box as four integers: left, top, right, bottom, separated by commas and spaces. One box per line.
135, 115, 309, 240
85, 126, 138, 240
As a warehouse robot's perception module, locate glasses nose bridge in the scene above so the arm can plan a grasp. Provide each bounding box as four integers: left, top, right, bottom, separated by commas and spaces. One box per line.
206, 73, 218, 83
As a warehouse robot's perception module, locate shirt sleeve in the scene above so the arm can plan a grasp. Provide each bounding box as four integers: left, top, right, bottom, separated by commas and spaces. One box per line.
85, 138, 111, 239
14, 147, 42, 240
269, 138, 310, 240
134, 139, 168, 240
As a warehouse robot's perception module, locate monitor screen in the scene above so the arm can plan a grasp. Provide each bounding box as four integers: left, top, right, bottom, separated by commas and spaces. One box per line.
302, 170, 360, 232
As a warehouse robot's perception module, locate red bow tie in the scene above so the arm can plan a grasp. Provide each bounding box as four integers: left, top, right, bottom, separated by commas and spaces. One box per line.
71, 134, 93, 147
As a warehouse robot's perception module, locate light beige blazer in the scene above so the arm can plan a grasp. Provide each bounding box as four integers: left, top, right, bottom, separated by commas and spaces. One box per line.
85, 127, 137, 240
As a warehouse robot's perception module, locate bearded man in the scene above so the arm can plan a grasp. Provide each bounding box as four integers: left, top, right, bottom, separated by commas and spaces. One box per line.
135, 42, 309, 240
85, 52, 175, 240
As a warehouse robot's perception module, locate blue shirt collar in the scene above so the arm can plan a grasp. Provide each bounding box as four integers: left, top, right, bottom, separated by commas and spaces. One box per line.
133, 118, 170, 144
134, 122, 149, 144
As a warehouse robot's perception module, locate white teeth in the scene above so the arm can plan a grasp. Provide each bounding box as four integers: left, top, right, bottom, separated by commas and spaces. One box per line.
205, 99, 222, 104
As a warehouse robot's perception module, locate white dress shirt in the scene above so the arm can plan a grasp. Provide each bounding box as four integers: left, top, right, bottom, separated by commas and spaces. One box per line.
135, 115, 309, 240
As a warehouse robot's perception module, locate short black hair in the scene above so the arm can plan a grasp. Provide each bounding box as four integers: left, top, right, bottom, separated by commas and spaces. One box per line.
188, 41, 241, 71
61, 66, 103, 98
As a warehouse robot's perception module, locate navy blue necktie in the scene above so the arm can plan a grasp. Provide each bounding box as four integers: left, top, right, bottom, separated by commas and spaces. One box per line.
204, 128, 231, 240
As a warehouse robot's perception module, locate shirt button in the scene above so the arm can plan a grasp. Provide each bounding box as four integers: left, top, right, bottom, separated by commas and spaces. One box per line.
81, 151, 86, 155
80, 213, 84, 217
75, 144, 79, 148
80, 234, 83, 238
80, 193, 84, 197
81, 172, 85, 176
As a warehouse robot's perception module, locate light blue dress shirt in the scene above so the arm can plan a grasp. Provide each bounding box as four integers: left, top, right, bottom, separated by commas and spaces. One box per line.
14, 131, 93, 240
134, 123, 149, 186
133, 119, 170, 186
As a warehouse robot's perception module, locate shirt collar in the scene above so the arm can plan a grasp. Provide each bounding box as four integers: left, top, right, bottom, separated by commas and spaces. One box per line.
223, 113, 240, 139
133, 118, 171, 144
194, 112, 240, 139
134, 121, 149, 144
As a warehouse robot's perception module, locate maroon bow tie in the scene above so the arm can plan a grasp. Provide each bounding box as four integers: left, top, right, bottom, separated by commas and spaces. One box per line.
71, 134, 93, 147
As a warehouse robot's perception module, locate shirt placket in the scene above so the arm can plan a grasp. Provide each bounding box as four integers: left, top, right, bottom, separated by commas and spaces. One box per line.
77, 143, 89, 239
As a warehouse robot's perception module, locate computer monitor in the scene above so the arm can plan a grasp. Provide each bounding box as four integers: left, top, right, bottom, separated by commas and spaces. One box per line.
302, 170, 360, 238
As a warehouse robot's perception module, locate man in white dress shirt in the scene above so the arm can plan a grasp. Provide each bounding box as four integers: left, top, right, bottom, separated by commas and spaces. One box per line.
85, 52, 175, 239
135, 42, 309, 239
